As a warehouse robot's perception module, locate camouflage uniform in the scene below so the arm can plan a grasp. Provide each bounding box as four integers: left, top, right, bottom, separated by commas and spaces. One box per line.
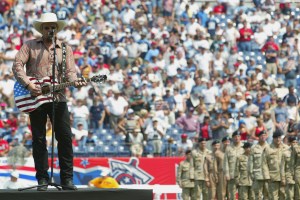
235, 153, 254, 200
192, 148, 211, 200
291, 144, 300, 200
262, 143, 288, 200
249, 142, 270, 200
281, 146, 295, 200
177, 158, 196, 200
223, 143, 244, 200
215, 149, 226, 200
204, 152, 218, 200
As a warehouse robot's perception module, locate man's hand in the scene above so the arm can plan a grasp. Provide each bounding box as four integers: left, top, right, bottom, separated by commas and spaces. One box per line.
28, 83, 42, 96
75, 79, 87, 88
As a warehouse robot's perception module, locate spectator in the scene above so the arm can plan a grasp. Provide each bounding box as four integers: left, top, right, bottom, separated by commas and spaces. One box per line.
105, 87, 129, 131
241, 95, 260, 117
1, 171, 27, 189
3, 127, 23, 146
128, 128, 144, 157
144, 117, 165, 156
0, 133, 9, 157
272, 98, 289, 133
71, 99, 89, 130
210, 110, 229, 140
238, 20, 253, 52
72, 120, 88, 141
199, 115, 212, 140
176, 107, 200, 139
81, 131, 97, 147
177, 133, 193, 156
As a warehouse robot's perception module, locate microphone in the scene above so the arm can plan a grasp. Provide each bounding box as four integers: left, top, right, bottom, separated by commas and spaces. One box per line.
48, 29, 55, 37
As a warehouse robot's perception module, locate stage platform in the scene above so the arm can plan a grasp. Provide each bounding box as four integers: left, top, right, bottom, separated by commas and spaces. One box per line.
0, 188, 153, 200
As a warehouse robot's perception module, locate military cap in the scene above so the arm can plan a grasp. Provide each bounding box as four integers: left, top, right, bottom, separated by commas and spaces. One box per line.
222, 136, 230, 142
243, 142, 252, 149
232, 131, 241, 137
273, 129, 284, 138
185, 149, 192, 155
212, 140, 220, 146
198, 138, 207, 143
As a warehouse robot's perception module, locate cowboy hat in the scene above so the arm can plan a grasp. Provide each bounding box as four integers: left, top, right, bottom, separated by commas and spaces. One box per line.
33, 13, 66, 34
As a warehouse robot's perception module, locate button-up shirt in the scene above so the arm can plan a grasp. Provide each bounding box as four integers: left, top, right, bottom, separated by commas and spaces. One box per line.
12, 37, 77, 102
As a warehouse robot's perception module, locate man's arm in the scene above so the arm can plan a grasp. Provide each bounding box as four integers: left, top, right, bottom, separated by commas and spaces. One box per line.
12, 42, 30, 87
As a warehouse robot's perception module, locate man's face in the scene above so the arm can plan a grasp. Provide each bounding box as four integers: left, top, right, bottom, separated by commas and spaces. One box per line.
186, 152, 192, 160
233, 135, 240, 143
41, 22, 58, 38
199, 141, 206, 149
259, 134, 267, 142
291, 140, 298, 147
273, 137, 282, 146
213, 143, 220, 151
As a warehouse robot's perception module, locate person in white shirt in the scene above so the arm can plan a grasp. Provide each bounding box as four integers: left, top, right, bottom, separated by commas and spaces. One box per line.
144, 118, 165, 156
72, 122, 88, 141
177, 133, 193, 156
105, 87, 129, 131
254, 26, 268, 48
129, 128, 144, 157
71, 99, 90, 130
202, 81, 218, 111
2, 171, 27, 189
223, 20, 240, 48
193, 45, 213, 79
235, 92, 247, 111
165, 55, 181, 78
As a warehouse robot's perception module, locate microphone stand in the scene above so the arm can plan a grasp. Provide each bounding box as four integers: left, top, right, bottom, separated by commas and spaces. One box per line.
18, 31, 62, 191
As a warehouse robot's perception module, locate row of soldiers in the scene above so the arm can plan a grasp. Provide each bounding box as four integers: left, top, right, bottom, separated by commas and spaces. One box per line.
176, 129, 300, 200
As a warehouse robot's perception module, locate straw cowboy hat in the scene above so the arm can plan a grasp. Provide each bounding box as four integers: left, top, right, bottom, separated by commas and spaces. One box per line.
33, 13, 66, 34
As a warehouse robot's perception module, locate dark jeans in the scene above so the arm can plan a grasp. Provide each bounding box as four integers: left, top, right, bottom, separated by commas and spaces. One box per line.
29, 102, 73, 182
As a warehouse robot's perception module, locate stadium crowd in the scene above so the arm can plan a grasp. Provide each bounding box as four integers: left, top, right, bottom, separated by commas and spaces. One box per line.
0, 0, 299, 160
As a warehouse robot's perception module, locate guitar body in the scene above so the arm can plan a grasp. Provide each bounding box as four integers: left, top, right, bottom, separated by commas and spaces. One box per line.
14, 76, 57, 113
14, 75, 107, 113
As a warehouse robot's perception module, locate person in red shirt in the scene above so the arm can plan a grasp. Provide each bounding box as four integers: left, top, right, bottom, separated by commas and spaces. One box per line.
261, 35, 280, 52
213, 2, 226, 15
0, 134, 9, 157
237, 20, 253, 52
199, 116, 212, 140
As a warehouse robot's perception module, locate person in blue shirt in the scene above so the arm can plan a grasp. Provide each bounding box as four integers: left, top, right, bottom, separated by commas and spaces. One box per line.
228, 99, 240, 115
196, 5, 208, 27
99, 36, 113, 64
77, 52, 96, 67
180, 5, 190, 25
163, 89, 177, 112
137, 32, 150, 59
144, 42, 159, 63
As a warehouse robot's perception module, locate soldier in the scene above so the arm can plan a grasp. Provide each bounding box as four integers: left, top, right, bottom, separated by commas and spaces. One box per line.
235, 142, 254, 200
281, 136, 298, 199
262, 129, 288, 200
223, 131, 244, 200
221, 136, 231, 153
290, 135, 300, 199
204, 140, 220, 200
249, 130, 269, 200
192, 138, 211, 200
218, 136, 230, 199
177, 149, 196, 200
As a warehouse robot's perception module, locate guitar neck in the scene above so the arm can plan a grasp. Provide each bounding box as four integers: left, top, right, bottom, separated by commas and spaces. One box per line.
53, 78, 91, 91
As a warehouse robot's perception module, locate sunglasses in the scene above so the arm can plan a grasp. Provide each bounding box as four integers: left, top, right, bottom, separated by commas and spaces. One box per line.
43, 26, 57, 30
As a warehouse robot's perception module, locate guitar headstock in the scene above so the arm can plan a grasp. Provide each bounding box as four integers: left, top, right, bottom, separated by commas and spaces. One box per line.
90, 75, 107, 83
